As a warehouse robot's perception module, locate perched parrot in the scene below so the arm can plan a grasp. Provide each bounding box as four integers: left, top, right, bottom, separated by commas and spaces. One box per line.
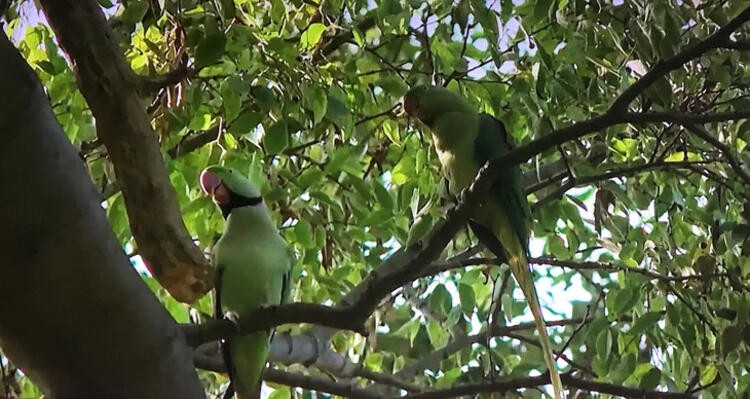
402, 85, 563, 399
200, 166, 294, 399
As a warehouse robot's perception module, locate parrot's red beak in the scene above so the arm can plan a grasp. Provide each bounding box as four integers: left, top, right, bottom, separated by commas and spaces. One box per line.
200, 170, 230, 206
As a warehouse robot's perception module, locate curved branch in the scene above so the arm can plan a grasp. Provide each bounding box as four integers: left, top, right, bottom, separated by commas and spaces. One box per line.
167, 126, 220, 158
532, 160, 717, 209
193, 353, 382, 399
194, 336, 421, 392
38, 0, 210, 302
182, 303, 365, 347
312, 16, 376, 63
683, 123, 750, 186
399, 373, 696, 399
626, 110, 750, 124
140, 65, 195, 93
265, 369, 381, 399
183, 250, 489, 348
610, 6, 750, 111
532, 257, 724, 282
395, 318, 583, 382
194, 338, 688, 399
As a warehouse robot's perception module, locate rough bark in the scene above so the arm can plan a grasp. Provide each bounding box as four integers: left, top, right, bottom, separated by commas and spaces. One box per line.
37, 0, 211, 302
0, 29, 204, 399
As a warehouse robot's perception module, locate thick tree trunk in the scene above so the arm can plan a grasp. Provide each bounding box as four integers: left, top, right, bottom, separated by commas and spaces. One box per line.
0, 29, 204, 399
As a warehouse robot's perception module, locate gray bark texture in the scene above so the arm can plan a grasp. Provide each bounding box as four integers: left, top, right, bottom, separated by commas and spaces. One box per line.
0, 28, 205, 399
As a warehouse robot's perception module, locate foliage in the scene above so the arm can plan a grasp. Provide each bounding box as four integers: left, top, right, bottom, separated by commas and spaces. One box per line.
5, 0, 750, 398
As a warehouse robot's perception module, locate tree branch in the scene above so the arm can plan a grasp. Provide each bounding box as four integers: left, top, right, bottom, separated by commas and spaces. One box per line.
394, 319, 583, 382
683, 123, 750, 185
182, 303, 365, 348
625, 110, 750, 125
398, 373, 696, 399
38, 0, 211, 302
312, 16, 376, 63
531, 257, 723, 283
140, 64, 195, 93
167, 126, 220, 158
265, 369, 381, 399
198, 315, 681, 399
193, 337, 421, 393
610, 6, 750, 111
532, 160, 716, 209
193, 357, 383, 399
720, 38, 750, 51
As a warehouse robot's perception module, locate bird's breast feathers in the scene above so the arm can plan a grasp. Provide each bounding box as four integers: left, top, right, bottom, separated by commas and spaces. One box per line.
434, 139, 480, 194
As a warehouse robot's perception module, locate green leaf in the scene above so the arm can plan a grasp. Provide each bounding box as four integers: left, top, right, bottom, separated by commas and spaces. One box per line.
221, 81, 241, 122
269, 0, 286, 23
406, 214, 433, 246
325, 95, 351, 128
613, 286, 640, 314
118, 0, 149, 24
229, 111, 263, 135
547, 234, 568, 258
458, 283, 475, 314
301, 23, 326, 49
639, 367, 661, 390
187, 113, 213, 132
595, 327, 613, 364
195, 22, 227, 68
426, 320, 448, 348
738, 120, 750, 142
263, 120, 289, 154
721, 325, 743, 356
628, 311, 663, 337
701, 364, 718, 386
429, 285, 452, 315
294, 220, 314, 248
218, 0, 236, 19
325, 147, 357, 174
267, 386, 291, 399
302, 85, 328, 124
373, 181, 394, 211
37, 60, 57, 74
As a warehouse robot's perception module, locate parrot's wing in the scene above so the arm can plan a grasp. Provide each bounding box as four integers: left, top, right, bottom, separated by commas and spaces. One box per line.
214, 265, 236, 399
269, 248, 294, 345
473, 114, 564, 399
468, 220, 509, 264
281, 246, 295, 305
473, 113, 532, 255
214, 265, 224, 320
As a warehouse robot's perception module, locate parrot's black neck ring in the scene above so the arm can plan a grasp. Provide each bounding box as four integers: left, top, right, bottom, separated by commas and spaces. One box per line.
220, 193, 263, 219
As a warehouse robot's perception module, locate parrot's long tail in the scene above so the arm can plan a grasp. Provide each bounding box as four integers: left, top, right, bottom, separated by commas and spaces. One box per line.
229, 332, 270, 399
509, 255, 564, 399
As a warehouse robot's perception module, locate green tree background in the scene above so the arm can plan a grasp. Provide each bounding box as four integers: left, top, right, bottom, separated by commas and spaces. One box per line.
2, 0, 750, 398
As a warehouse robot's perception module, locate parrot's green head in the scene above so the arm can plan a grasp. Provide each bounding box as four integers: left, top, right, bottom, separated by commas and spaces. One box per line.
402, 85, 475, 128
200, 166, 263, 219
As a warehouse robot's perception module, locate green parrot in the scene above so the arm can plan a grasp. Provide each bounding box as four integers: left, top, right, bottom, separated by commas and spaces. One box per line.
200, 166, 294, 399
403, 85, 563, 399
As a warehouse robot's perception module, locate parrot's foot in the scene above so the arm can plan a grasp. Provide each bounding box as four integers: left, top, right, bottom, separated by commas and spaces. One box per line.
224, 311, 242, 332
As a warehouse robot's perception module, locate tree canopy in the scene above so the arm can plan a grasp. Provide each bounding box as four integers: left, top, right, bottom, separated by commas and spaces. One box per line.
3, 0, 750, 398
